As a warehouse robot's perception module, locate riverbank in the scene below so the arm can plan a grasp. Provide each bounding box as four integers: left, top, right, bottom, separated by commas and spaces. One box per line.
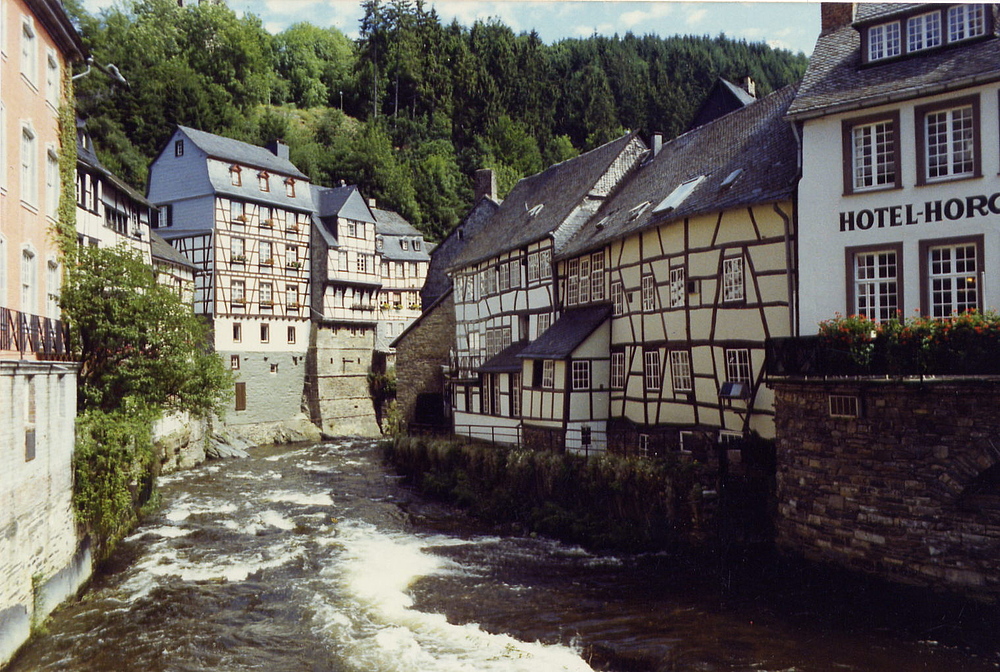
384, 434, 1000, 661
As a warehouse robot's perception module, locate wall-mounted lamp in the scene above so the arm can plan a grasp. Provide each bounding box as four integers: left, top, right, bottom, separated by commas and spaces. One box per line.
72, 57, 129, 88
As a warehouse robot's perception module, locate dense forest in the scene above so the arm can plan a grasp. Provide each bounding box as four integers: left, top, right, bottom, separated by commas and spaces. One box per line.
66, 0, 808, 241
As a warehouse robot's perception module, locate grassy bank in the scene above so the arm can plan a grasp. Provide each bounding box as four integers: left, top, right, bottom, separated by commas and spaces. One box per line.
384, 436, 717, 552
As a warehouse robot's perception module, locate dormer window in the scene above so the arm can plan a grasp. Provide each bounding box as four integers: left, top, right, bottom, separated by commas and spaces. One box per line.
948, 4, 985, 41
868, 21, 901, 61
230, 165, 242, 186
401, 239, 409, 251
258, 172, 270, 192
285, 178, 295, 198
907, 11, 942, 52
376, 236, 383, 250
174, 140, 184, 157
864, 5, 991, 64
413, 240, 421, 251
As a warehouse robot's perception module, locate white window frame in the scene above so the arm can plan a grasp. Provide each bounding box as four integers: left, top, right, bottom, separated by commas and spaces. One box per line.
21, 246, 36, 314
907, 11, 941, 52
45, 48, 59, 107
578, 257, 590, 304
611, 280, 625, 316
722, 256, 745, 302
644, 349, 661, 391
21, 123, 37, 207
566, 258, 580, 305
947, 4, 985, 42
853, 249, 899, 321
669, 266, 685, 308
539, 249, 552, 279
536, 312, 551, 338
852, 119, 896, 191
924, 104, 975, 181
668, 351, 692, 393
590, 252, 605, 301
286, 284, 299, 308
231, 279, 246, 305
527, 252, 540, 283
21, 16, 37, 85
641, 274, 655, 312
610, 351, 625, 390
927, 242, 979, 317
260, 281, 273, 305
868, 21, 901, 61
231, 236, 245, 262
542, 359, 555, 389
571, 360, 590, 391
725, 348, 752, 385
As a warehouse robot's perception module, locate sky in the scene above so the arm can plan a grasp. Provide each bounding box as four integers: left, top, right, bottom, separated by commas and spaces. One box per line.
81, 0, 824, 56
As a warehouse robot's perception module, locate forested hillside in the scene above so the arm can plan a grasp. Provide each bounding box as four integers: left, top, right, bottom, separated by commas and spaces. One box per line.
67, 0, 808, 240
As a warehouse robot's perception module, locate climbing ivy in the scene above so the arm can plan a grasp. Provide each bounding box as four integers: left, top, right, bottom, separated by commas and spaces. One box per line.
55, 68, 78, 259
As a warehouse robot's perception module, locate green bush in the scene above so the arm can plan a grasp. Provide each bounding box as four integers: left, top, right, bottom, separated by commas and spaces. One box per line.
385, 437, 712, 552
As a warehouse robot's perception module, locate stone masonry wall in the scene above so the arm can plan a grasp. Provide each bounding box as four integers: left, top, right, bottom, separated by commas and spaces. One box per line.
0, 362, 91, 668
306, 324, 381, 437
395, 294, 455, 427
773, 378, 1000, 600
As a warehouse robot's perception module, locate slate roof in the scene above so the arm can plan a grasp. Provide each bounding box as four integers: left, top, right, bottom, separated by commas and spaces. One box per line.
449, 132, 643, 271
178, 126, 308, 179
518, 305, 612, 360
787, 4, 1000, 120
480, 340, 529, 373
688, 78, 757, 130
77, 123, 154, 208
421, 197, 500, 308
373, 207, 431, 262
310, 184, 376, 247
373, 208, 421, 236
560, 85, 798, 260
150, 231, 196, 269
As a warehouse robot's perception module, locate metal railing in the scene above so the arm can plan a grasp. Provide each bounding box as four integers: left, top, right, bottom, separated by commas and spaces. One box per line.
0, 307, 71, 360
451, 422, 609, 456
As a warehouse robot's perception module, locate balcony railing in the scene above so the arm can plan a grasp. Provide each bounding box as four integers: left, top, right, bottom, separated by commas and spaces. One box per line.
765, 335, 1000, 378
0, 307, 72, 360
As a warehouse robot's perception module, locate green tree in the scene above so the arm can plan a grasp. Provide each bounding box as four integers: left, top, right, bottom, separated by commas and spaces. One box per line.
61, 245, 232, 416
274, 22, 356, 108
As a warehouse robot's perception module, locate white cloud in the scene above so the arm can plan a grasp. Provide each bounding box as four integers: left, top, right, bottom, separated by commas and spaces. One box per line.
683, 7, 708, 25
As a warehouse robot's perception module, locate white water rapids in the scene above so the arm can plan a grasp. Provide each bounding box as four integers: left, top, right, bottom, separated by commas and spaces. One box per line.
7, 439, 997, 672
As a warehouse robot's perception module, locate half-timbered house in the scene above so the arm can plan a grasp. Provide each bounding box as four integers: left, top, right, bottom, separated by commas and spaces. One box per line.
148, 127, 313, 437
373, 205, 430, 352
75, 120, 153, 262
447, 133, 647, 444
306, 183, 381, 435
557, 85, 799, 455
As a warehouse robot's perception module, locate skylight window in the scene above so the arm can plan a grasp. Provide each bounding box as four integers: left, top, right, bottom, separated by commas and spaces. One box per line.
628, 201, 651, 221
720, 169, 743, 190
653, 176, 705, 213
527, 203, 544, 217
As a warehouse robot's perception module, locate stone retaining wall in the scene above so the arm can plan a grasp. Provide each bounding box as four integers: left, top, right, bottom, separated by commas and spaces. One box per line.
772, 377, 1000, 600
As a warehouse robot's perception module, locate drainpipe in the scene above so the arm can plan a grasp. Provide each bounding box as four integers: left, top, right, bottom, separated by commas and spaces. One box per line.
784, 119, 804, 337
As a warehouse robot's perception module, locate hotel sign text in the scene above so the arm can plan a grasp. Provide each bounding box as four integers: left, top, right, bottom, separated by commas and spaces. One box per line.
840, 193, 1000, 232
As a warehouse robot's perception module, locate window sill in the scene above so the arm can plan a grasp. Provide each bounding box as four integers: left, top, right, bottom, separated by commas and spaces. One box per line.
843, 184, 903, 197
917, 172, 982, 187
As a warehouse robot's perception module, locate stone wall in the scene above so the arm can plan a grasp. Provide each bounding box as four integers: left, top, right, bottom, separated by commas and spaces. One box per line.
306, 324, 381, 437
394, 294, 455, 427
773, 377, 1000, 600
0, 362, 91, 668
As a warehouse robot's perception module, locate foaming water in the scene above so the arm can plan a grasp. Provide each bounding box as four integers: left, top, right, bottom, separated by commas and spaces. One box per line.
8, 439, 999, 672
315, 521, 594, 672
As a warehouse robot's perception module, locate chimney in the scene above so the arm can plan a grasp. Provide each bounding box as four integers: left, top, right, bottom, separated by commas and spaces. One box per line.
821, 3, 855, 34
368, 197, 377, 208
475, 168, 497, 202
743, 76, 756, 98
651, 133, 663, 157
266, 139, 289, 161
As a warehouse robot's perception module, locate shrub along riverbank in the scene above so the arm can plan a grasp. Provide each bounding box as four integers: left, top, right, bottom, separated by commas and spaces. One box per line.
384, 436, 718, 552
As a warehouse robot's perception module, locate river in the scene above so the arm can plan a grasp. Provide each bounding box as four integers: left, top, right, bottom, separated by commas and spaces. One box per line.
7, 438, 1000, 672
